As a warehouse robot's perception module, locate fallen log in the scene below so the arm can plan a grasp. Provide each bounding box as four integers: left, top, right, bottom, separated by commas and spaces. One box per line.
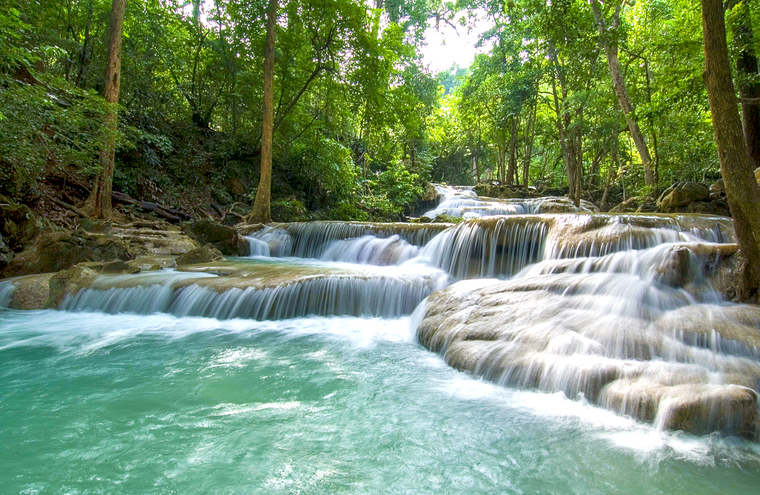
112, 191, 191, 222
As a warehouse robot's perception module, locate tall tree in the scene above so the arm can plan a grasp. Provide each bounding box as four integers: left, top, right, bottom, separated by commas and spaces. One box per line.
249, 0, 277, 224
85, 0, 126, 219
701, 0, 760, 301
590, 0, 655, 191
727, 0, 760, 169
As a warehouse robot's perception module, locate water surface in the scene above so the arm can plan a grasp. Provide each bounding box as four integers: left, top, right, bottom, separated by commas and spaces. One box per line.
1, 308, 759, 494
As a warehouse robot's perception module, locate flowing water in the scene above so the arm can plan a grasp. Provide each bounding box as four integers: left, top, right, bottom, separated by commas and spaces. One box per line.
2, 187, 760, 493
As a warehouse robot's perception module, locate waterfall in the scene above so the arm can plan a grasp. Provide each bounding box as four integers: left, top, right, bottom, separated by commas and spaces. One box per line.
319, 235, 420, 265
0, 280, 14, 308
61, 263, 449, 320
245, 225, 292, 257
283, 222, 449, 259
423, 184, 598, 219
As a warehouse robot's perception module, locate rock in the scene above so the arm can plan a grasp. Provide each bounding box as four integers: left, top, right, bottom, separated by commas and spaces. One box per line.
176, 245, 225, 266
228, 177, 249, 196
0, 233, 12, 267
7, 273, 54, 310
101, 260, 135, 274
416, 272, 760, 437
0, 230, 133, 278
755, 167, 760, 184
608, 196, 654, 213
0, 201, 45, 251
183, 220, 248, 256
686, 199, 730, 216
709, 179, 725, 200
656, 181, 709, 210
127, 256, 176, 271
47, 265, 99, 308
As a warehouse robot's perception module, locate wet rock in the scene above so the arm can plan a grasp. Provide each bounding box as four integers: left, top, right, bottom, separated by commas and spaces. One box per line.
47, 265, 100, 308
657, 181, 709, 211
127, 256, 176, 271
7, 273, 54, 310
176, 245, 225, 266
183, 219, 248, 256
101, 260, 135, 274
416, 271, 760, 437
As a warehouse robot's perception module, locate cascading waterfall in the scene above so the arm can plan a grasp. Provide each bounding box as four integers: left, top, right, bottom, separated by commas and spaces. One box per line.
415, 218, 759, 437
4, 183, 758, 441
61, 263, 449, 320
423, 184, 598, 219
284, 222, 449, 259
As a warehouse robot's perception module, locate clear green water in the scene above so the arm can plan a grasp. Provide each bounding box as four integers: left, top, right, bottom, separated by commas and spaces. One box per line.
1, 308, 759, 494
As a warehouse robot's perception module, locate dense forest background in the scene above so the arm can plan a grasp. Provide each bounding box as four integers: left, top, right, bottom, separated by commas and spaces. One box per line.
1, 0, 758, 223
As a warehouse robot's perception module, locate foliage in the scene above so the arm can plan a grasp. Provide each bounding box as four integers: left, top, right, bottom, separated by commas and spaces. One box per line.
0, 0, 752, 218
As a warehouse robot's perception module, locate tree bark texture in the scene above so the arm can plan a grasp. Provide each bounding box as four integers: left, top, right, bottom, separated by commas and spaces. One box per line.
85, 0, 126, 220
701, 0, 760, 300
590, 0, 655, 189
729, 1, 760, 169
250, 0, 277, 224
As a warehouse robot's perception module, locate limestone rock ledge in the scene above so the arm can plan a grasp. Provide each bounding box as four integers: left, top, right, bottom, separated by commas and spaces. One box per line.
415, 274, 760, 438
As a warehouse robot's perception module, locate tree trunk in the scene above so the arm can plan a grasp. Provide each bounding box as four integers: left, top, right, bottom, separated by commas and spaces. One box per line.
590, 0, 655, 190
601, 125, 618, 208
729, 1, 760, 169
507, 116, 518, 186
701, 0, 760, 301
249, 0, 277, 224
550, 55, 576, 201
85, 0, 126, 220
523, 100, 536, 188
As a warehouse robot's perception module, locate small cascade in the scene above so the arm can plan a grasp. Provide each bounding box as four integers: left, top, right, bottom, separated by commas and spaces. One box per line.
411, 214, 734, 280
284, 222, 449, 259
320, 235, 420, 265
423, 184, 597, 219
415, 217, 551, 279
61, 261, 449, 320
0, 280, 15, 308
544, 214, 733, 259
246, 236, 270, 257
245, 225, 292, 257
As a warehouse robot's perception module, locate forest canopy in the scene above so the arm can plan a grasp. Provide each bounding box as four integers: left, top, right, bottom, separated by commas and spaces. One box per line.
1, 0, 758, 221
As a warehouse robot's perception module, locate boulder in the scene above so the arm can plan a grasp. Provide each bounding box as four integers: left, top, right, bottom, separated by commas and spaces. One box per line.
183, 220, 248, 256
709, 179, 725, 200
608, 196, 654, 213
48, 265, 99, 308
176, 245, 225, 266
687, 199, 730, 217
0, 201, 45, 251
657, 181, 710, 210
7, 273, 55, 310
0, 230, 133, 278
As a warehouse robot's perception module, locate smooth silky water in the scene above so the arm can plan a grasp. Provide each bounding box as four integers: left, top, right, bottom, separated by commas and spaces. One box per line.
2, 187, 760, 493
2, 309, 760, 494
